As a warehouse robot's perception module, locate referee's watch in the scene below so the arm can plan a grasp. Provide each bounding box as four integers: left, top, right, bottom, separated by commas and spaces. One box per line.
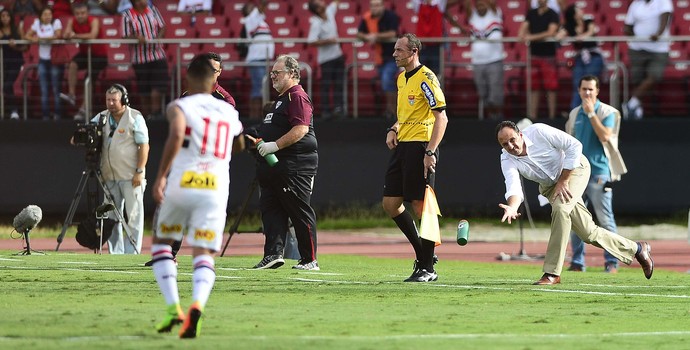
135, 168, 144, 174
425, 150, 435, 157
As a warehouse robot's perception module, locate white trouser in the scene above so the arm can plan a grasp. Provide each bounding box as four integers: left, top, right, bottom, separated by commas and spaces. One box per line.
105, 179, 146, 254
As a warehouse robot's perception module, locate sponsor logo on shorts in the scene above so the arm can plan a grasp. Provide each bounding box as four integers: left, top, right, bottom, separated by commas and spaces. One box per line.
421, 82, 436, 107
160, 224, 182, 234
180, 171, 217, 190
194, 229, 216, 241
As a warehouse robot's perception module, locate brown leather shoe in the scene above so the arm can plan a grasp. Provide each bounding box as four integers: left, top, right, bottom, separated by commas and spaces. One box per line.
533, 273, 561, 285
635, 241, 654, 279
567, 264, 584, 272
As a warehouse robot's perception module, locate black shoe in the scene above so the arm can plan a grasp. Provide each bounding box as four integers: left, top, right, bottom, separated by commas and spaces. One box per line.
252, 255, 285, 269
404, 268, 438, 282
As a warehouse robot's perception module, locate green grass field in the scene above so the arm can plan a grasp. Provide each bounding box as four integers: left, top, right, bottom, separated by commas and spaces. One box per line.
0, 252, 688, 350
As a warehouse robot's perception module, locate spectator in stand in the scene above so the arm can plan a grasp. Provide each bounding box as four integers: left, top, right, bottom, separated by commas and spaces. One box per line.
243, 0, 274, 120
102, 0, 153, 14
122, 0, 169, 119
465, 0, 504, 120
411, 0, 462, 75
25, 6, 64, 120
1, 8, 26, 120
518, 0, 559, 120
357, 0, 400, 120
556, 4, 603, 110
46, 0, 73, 18
307, 0, 345, 120
61, 2, 109, 120
8, 0, 41, 18
529, 0, 565, 15
81, 0, 118, 15
623, 0, 673, 120
177, 0, 212, 14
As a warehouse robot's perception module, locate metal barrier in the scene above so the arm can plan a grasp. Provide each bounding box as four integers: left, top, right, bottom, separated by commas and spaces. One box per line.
1, 36, 689, 120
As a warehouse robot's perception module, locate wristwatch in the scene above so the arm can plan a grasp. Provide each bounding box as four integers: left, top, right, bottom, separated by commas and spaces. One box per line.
587, 111, 596, 119
425, 150, 435, 157
135, 168, 144, 174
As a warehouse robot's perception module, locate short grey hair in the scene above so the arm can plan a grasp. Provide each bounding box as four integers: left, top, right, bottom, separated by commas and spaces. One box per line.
276, 54, 300, 81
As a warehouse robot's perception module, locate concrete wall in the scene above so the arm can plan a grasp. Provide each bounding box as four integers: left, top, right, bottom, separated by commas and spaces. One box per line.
0, 118, 688, 218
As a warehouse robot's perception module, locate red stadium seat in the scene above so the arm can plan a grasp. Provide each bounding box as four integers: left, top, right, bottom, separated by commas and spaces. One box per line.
166, 16, 196, 38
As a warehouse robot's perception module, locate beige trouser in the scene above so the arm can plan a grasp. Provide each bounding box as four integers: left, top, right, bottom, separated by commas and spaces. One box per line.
539, 156, 638, 276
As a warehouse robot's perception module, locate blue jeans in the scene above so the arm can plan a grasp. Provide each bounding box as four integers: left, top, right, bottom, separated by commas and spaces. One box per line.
570, 53, 604, 109
569, 174, 619, 268
378, 60, 398, 92
248, 60, 269, 98
38, 59, 64, 119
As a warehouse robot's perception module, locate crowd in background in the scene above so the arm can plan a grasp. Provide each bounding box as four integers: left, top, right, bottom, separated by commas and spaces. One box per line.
0, 0, 678, 121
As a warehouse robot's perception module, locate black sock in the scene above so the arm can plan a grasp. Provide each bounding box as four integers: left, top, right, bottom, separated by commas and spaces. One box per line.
420, 238, 436, 272
392, 210, 422, 260
171, 240, 182, 257
636, 242, 641, 255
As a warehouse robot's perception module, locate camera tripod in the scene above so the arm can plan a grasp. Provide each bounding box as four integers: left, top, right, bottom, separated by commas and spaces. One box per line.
56, 162, 138, 253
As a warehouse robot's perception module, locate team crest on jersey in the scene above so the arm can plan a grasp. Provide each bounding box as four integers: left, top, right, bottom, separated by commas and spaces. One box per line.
194, 229, 216, 241
180, 171, 217, 190
421, 82, 437, 107
118, 129, 125, 134
408, 95, 415, 106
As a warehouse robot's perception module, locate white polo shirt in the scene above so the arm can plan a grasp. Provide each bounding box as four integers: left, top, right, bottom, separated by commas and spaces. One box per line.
625, 0, 673, 53
500, 124, 583, 202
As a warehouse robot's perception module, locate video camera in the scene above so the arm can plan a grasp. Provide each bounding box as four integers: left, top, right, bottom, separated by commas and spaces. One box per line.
73, 113, 106, 165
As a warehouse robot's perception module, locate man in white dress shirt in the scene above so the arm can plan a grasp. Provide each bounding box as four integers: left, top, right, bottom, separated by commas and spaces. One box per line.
495, 121, 653, 285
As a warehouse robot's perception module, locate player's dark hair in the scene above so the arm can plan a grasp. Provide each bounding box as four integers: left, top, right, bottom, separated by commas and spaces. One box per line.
579, 74, 600, 90
187, 54, 215, 80
495, 120, 519, 138
203, 52, 222, 64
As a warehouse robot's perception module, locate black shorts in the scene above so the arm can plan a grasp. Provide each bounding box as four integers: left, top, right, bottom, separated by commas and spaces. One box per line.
132, 59, 169, 94
383, 141, 437, 202
71, 52, 108, 76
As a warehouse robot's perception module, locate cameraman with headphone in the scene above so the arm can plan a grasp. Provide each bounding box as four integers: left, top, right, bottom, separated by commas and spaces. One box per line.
92, 84, 150, 254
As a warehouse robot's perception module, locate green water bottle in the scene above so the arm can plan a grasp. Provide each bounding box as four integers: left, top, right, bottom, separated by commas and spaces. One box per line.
456, 219, 470, 246
256, 139, 279, 167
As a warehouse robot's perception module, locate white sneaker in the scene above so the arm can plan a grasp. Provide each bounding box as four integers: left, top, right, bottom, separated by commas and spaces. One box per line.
59, 93, 76, 106
10, 111, 19, 120
292, 260, 320, 271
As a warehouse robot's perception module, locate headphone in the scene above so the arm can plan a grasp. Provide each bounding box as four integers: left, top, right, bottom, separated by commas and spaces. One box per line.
110, 84, 129, 106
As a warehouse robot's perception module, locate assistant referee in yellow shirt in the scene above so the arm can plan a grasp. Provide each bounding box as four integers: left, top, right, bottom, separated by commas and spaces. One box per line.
383, 33, 449, 283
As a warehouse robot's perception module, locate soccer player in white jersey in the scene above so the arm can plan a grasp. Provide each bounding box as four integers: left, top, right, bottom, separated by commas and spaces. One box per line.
150, 54, 244, 338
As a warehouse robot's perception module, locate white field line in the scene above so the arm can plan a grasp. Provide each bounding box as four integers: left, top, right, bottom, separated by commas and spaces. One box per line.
3, 331, 690, 342
293, 278, 690, 299
0, 257, 23, 261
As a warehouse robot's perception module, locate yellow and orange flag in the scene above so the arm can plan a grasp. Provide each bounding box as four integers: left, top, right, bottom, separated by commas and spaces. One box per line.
419, 185, 442, 246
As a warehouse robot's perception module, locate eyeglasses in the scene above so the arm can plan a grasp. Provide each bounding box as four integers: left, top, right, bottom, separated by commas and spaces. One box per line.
269, 69, 286, 77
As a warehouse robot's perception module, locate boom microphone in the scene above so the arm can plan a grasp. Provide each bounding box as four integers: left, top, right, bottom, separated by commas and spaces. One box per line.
13, 205, 42, 233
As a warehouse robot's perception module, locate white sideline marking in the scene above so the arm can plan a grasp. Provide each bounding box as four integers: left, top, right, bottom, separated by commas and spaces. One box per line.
1, 331, 690, 342
178, 272, 242, 279
0, 257, 22, 261
61, 268, 139, 274
293, 278, 690, 299
578, 283, 688, 289
58, 261, 98, 265
283, 331, 690, 340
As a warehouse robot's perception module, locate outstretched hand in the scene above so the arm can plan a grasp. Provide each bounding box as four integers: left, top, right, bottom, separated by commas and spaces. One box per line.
499, 203, 521, 224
